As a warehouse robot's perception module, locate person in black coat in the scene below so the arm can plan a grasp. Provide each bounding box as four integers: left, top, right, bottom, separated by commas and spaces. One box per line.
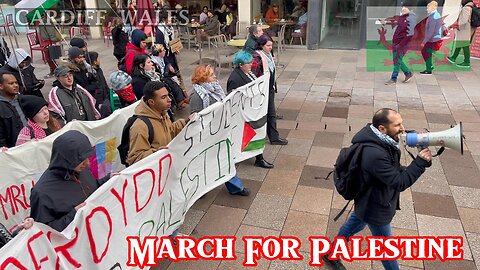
0, 48, 44, 98
323, 108, 432, 270
155, 13, 188, 92
131, 54, 157, 99
86, 52, 112, 118
30, 130, 111, 232
0, 71, 27, 148
111, 18, 129, 62
62, 47, 104, 105
227, 50, 274, 169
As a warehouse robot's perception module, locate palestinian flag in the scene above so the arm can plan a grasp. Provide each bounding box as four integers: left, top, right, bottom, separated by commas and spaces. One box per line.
241, 115, 267, 152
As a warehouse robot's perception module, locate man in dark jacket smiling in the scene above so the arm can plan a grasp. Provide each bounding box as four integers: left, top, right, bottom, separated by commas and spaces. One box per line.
323, 108, 432, 270
30, 130, 110, 232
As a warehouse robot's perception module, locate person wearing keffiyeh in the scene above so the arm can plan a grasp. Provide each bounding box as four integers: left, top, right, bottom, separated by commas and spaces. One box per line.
251, 35, 288, 146
16, 95, 61, 146
323, 108, 433, 270
189, 65, 250, 197
227, 50, 274, 169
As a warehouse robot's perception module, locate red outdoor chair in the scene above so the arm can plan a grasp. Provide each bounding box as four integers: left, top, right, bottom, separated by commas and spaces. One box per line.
26, 32, 47, 63
290, 24, 307, 45
5, 14, 18, 35
103, 21, 112, 47
77, 15, 89, 40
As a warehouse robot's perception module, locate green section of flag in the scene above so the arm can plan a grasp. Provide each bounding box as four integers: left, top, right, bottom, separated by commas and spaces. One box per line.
25, 0, 61, 23
365, 40, 469, 72
242, 139, 265, 152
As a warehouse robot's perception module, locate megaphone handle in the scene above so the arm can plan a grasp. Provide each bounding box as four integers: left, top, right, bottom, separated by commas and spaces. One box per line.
432, 146, 445, 157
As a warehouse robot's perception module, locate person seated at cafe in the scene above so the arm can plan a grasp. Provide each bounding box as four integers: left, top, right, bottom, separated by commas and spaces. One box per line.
294, 11, 308, 30
291, 3, 306, 18
195, 10, 220, 48
265, 4, 282, 24
221, 7, 237, 38
199, 6, 209, 24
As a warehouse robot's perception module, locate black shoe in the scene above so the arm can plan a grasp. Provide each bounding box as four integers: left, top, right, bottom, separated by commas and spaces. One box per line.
276, 114, 283, 119
456, 62, 470, 68
322, 255, 347, 270
420, 70, 432, 75
447, 56, 456, 64
229, 188, 250, 196
255, 158, 274, 169
270, 138, 288, 145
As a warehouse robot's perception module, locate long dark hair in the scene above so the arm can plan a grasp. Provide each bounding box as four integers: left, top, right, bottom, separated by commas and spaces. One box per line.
254, 35, 272, 50
132, 54, 150, 76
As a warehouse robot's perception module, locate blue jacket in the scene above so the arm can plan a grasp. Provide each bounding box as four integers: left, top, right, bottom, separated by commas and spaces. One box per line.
423, 10, 442, 43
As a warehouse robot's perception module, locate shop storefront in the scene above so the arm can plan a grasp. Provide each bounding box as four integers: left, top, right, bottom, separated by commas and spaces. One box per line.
306, 0, 479, 54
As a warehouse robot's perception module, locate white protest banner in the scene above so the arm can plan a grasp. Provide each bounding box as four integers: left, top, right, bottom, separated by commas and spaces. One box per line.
0, 74, 269, 269
0, 104, 135, 230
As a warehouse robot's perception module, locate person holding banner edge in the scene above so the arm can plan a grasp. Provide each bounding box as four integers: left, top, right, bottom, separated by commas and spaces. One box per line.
251, 35, 288, 146
189, 65, 250, 196
30, 130, 112, 232
227, 50, 274, 169
126, 81, 188, 166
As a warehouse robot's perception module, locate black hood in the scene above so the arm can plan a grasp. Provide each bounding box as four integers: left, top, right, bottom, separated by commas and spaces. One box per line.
351, 124, 389, 147
49, 130, 94, 172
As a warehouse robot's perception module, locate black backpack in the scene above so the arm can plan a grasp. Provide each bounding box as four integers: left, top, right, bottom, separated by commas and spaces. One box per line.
325, 143, 375, 221
470, 5, 480, 28
118, 49, 137, 72
118, 115, 154, 166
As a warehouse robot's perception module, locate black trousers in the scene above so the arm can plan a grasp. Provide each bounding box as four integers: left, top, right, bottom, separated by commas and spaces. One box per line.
267, 89, 279, 141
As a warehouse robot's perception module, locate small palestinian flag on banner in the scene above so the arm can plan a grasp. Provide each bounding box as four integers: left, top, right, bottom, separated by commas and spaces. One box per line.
241, 115, 267, 152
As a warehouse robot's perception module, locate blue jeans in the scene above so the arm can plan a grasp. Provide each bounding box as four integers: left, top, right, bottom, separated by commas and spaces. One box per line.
391, 50, 411, 81
225, 175, 244, 193
337, 212, 399, 270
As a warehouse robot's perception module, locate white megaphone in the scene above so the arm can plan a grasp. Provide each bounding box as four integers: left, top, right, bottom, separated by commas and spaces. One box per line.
401, 122, 463, 155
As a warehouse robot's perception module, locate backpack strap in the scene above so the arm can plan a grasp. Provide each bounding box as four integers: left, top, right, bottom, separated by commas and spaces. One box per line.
333, 200, 353, 221
137, 116, 154, 145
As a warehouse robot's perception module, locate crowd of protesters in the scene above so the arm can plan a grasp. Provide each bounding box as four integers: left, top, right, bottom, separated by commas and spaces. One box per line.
1, 3, 475, 264
0, 5, 290, 246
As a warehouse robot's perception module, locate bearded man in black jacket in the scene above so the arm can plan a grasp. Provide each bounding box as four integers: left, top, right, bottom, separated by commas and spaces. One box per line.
323, 108, 432, 270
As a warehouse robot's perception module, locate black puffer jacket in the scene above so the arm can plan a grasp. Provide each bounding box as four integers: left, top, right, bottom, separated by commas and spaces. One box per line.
112, 26, 128, 61
352, 125, 431, 226
0, 95, 25, 147
30, 130, 109, 232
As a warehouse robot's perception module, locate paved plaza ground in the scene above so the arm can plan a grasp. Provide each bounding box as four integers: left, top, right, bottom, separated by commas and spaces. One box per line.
10, 34, 480, 269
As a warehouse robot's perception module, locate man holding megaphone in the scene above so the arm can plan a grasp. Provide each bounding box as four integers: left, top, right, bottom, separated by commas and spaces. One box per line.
324, 108, 432, 270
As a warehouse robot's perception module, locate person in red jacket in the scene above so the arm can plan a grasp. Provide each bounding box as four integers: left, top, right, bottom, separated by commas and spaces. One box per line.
383, 1, 416, 85
125, 29, 147, 75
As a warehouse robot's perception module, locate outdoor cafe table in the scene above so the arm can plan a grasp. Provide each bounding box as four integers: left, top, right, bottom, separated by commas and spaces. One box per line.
226, 39, 246, 47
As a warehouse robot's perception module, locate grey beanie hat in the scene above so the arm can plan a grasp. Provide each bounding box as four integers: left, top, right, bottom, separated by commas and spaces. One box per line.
68, 46, 83, 59
109, 70, 132, 90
